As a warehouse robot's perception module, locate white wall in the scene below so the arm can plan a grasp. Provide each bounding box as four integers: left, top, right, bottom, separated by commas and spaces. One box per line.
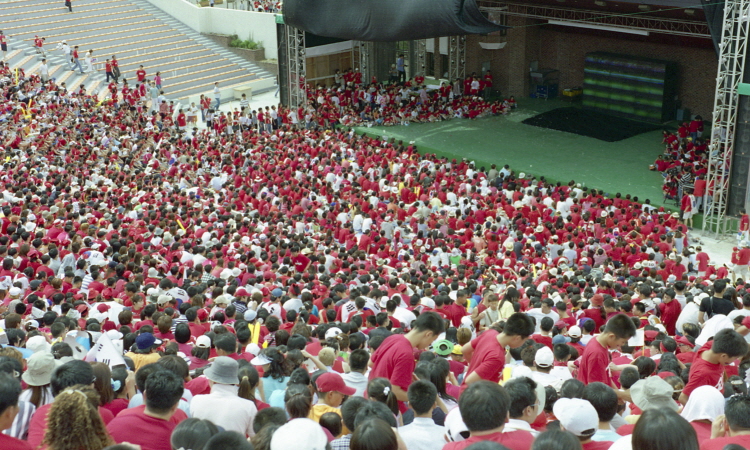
144, 0, 278, 60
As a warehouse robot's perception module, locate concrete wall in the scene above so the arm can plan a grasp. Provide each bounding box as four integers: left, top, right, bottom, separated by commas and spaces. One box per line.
144, 0, 278, 59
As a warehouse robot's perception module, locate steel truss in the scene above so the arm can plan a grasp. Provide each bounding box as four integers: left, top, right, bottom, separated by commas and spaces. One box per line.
286, 25, 306, 109
415, 39, 427, 77
448, 36, 466, 81
704, 0, 750, 234
353, 41, 373, 85
479, 2, 711, 38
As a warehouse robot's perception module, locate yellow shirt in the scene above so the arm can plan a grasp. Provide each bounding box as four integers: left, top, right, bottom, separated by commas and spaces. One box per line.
125, 352, 161, 372
309, 403, 350, 435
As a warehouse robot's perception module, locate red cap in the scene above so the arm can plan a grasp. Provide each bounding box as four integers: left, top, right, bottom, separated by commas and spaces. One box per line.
554, 320, 567, 330
742, 316, 750, 329
235, 288, 249, 297
197, 309, 209, 321
591, 294, 604, 306
675, 336, 692, 347
315, 372, 356, 395
97, 303, 110, 313
644, 330, 659, 341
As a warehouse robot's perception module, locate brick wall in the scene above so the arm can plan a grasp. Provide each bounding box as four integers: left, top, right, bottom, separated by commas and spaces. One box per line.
466, 25, 717, 116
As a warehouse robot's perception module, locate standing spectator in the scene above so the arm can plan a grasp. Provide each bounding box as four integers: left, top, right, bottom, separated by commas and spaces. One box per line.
679, 328, 747, 404
61, 41, 72, 70
136, 65, 146, 83
396, 54, 405, 83
0, 31, 8, 60
187, 102, 199, 125
0, 372, 33, 450
34, 36, 45, 57
104, 58, 113, 82
154, 71, 162, 90
681, 188, 696, 229
106, 370, 185, 449
578, 314, 636, 387
71, 46, 83, 74
38, 59, 49, 83
239, 93, 249, 112
213, 82, 221, 109
111, 55, 120, 82
190, 356, 257, 437
483, 70, 493, 98
84, 49, 94, 73
65, 0, 73, 12
369, 312, 443, 410
200, 94, 211, 122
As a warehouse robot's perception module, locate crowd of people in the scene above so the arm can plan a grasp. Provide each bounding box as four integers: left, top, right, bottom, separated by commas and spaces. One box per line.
2, 46, 750, 450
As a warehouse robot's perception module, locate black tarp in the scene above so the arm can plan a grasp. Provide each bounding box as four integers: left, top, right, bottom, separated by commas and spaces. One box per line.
282, 0, 504, 41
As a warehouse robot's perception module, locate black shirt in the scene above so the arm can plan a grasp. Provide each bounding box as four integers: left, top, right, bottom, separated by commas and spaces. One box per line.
699, 296, 735, 318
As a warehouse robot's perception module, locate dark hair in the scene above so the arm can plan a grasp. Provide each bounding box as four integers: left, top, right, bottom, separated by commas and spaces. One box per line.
531, 429, 582, 450
459, 381, 510, 432
725, 394, 750, 431
504, 376, 538, 419
340, 396, 369, 432
51, 360, 94, 396
350, 418, 398, 450
408, 379, 438, 415
252, 407, 287, 434
560, 379, 585, 399
711, 329, 749, 358
144, 370, 183, 414
213, 333, 237, 354
367, 378, 398, 416
262, 347, 288, 380
319, 411, 343, 438
349, 349, 370, 372
170, 418, 220, 450
90, 362, 114, 405
238, 364, 260, 403
203, 431, 253, 450
157, 355, 190, 380
504, 313, 535, 337
619, 366, 640, 390
582, 382, 618, 422
284, 383, 312, 419
353, 401, 398, 428
632, 408, 699, 450
412, 311, 445, 335
0, 371, 21, 415
174, 323, 191, 344
633, 357, 656, 379
603, 313, 637, 339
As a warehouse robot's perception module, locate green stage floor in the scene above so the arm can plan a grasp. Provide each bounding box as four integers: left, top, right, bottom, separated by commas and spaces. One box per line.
354, 99, 674, 209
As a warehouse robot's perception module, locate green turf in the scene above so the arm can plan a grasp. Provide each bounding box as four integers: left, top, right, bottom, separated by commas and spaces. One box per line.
354, 98, 677, 209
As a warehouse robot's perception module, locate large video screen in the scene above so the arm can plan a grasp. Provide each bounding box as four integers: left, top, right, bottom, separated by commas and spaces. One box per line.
582, 52, 678, 123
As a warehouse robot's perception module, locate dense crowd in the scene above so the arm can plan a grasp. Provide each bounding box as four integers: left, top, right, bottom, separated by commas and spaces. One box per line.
1, 58, 750, 450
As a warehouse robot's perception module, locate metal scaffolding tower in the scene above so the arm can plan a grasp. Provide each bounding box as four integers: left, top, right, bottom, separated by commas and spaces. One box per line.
414, 39, 427, 77
354, 41, 373, 84
286, 25, 307, 109
448, 35, 466, 81
703, 0, 750, 234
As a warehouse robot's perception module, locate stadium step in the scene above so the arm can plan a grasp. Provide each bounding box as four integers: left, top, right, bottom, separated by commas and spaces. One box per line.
3, 0, 275, 102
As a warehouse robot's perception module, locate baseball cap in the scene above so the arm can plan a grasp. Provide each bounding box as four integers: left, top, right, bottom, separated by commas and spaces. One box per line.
243, 309, 257, 322
553, 398, 599, 437
195, 335, 212, 348
251, 352, 272, 366
135, 332, 162, 350
568, 326, 582, 338
552, 334, 571, 345
451, 344, 463, 356
433, 339, 454, 357
316, 372, 356, 395
271, 418, 327, 450
271, 288, 283, 297
324, 327, 343, 339
534, 346, 554, 367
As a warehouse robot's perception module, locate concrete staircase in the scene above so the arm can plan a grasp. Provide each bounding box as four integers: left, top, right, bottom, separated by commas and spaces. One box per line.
2, 0, 275, 103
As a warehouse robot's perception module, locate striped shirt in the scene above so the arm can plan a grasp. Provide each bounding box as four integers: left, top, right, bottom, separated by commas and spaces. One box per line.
3, 399, 35, 439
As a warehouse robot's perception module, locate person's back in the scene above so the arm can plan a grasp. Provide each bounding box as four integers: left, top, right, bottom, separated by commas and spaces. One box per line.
699, 394, 750, 450
107, 369, 185, 450
399, 380, 445, 450
0, 372, 33, 450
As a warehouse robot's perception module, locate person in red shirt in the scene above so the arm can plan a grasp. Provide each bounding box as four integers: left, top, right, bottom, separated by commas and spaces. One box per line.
460, 313, 534, 396
0, 372, 33, 450
290, 246, 311, 272
136, 65, 147, 83
578, 314, 636, 387
176, 109, 187, 130
27, 360, 115, 449
679, 328, 747, 404
107, 369, 185, 450
369, 312, 443, 412
659, 288, 682, 336
700, 394, 750, 450
443, 381, 535, 450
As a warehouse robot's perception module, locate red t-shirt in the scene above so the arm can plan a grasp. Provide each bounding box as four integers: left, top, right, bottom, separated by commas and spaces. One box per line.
369, 334, 414, 412
27, 403, 115, 448
443, 430, 535, 450
578, 337, 612, 386
683, 342, 725, 398
460, 330, 504, 396
583, 441, 613, 450
107, 407, 185, 450
700, 434, 750, 450
291, 254, 310, 272
0, 433, 33, 450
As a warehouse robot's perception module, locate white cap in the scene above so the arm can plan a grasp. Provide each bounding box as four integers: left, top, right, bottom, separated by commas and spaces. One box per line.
271, 418, 327, 450
568, 326, 582, 338
553, 398, 599, 437
325, 327, 343, 339
534, 346, 554, 367
195, 335, 212, 348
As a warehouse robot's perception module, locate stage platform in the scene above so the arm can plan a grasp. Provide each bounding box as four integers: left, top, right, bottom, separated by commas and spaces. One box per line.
353, 99, 675, 209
